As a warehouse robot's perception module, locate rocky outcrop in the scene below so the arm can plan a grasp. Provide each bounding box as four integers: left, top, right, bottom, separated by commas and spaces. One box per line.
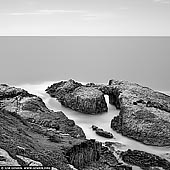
0, 83, 132, 170
46, 79, 108, 114
92, 125, 114, 138
80, 145, 132, 170
0, 84, 85, 139
120, 149, 170, 170
2, 80, 170, 169
109, 79, 170, 146
46, 79, 170, 146
79, 79, 170, 146
66, 139, 101, 169
0, 84, 87, 169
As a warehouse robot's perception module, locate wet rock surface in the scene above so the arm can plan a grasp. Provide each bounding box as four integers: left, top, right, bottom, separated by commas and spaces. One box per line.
0, 84, 88, 169
92, 125, 114, 138
45, 79, 108, 114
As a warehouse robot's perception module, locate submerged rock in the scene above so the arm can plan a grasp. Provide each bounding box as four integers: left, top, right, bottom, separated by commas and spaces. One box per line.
92, 125, 114, 139
46, 79, 108, 114
96, 130, 113, 139
0, 84, 87, 169
66, 139, 101, 169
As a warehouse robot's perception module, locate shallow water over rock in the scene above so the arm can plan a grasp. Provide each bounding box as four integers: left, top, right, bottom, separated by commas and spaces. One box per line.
18, 82, 170, 158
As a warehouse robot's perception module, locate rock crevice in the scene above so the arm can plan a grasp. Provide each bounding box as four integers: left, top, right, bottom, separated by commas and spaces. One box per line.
66, 139, 102, 169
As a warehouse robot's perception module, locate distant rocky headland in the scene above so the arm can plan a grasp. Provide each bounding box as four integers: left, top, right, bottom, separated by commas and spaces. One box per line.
1, 79, 170, 170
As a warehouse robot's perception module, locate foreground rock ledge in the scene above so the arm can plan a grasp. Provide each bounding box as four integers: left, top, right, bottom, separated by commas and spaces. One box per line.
46, 79, 108, 114
0, 84, 134, 170
0, 84, 86, 169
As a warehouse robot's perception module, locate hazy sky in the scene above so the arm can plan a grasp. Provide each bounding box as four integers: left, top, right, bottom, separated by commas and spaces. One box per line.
0, 37, 169, 91
0, 0, 170, 35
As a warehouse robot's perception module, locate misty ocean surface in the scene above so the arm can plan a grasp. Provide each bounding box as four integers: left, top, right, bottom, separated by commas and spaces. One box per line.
16, 81, 170, 160
1, 37, 170, 91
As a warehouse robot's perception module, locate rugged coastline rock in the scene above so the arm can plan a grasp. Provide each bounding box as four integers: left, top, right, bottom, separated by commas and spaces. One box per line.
0, 84, 87, 169
46, 79, 170, 146
0, 84, 132, 170
108, 79, 170, 146
92, 125, 114, 138
45, 79, 108, 114
1, 84, 117, 169
79, 79, 170, 147
66, 139, 101, 169
120, 149, 170, 170
2, 80, 170, 169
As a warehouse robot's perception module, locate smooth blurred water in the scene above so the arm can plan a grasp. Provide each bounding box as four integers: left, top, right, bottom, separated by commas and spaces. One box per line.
18, 82, 170, 157
2, 37, 170, 91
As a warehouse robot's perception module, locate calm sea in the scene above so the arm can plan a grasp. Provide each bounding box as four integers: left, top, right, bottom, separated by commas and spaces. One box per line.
0, 36, 170, 91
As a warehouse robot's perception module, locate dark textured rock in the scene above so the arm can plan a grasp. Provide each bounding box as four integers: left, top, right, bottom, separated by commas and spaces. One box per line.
91, 125, 114, 139
96, 129, 113, 139
38, 119, 60, 130
46, 79, 108, 114
121, 149, 170, 170
2, 81, 170, 169
80, 146, 132, 170
66, 139, 102, 169
0, 84, 87, 169
0, 83, 131, 170
109, 79, 170, 146
0, 84, 85, 140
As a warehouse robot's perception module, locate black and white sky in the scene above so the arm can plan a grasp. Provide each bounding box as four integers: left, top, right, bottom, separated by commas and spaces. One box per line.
0, 0, 170, 35
0, 1, 170, 91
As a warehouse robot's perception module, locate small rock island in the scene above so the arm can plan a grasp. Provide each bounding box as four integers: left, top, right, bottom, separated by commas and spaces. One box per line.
46, 79, 108, 114
92, 125, 114, 138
